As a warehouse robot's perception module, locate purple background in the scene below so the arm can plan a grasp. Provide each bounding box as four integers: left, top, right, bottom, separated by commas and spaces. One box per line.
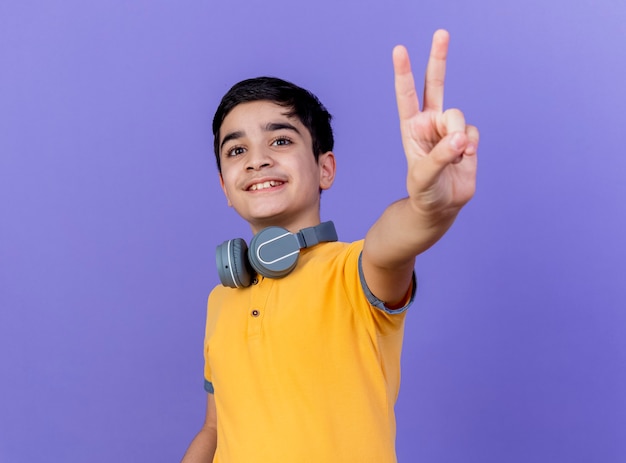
1, 1, 625, 462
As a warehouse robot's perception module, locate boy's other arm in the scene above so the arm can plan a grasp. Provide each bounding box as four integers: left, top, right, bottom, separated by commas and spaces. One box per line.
362, 30, 479, 308
181, 393, 217, 463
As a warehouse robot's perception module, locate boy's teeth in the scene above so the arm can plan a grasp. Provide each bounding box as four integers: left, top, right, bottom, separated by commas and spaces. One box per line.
250, 180, 281, 191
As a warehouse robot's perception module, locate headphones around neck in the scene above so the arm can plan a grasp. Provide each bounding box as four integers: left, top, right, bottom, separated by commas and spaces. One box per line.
216, 221, 338, 288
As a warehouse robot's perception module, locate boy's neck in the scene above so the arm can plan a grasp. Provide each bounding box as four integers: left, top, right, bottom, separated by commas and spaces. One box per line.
248, 214, 322, 235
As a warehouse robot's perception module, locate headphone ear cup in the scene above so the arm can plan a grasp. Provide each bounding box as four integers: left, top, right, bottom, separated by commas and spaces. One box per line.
249, 227, 300, 279
216, 238, 254, 288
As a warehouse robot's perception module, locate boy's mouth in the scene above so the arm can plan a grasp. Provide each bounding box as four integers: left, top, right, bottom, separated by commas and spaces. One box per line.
248, 180, 284, 191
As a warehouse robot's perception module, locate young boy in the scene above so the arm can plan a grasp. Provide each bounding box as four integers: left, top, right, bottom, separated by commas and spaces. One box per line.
182, 30, 478, 462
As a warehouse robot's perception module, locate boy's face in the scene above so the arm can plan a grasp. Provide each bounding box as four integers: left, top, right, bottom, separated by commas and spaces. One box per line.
218, 100, 335, 233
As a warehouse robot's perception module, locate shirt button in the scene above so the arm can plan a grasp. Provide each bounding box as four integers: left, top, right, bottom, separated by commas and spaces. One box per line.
251, 309, 260, 317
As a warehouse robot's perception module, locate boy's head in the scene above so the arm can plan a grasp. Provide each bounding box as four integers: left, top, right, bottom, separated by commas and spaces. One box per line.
212, 77, 334, 172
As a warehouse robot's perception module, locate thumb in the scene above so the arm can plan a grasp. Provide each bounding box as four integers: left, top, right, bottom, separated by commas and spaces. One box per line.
427, 131, 468, 171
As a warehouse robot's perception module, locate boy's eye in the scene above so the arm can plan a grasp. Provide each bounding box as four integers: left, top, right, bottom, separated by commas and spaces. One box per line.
226, 146, 245, 157
272, 137, 292, 147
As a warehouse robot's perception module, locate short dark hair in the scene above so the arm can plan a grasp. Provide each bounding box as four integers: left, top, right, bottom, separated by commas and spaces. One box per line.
212, 77, 334, 172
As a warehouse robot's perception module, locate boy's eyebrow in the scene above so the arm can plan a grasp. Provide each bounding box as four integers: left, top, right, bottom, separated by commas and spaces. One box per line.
264, 122, 301, 135
220, 130, 244, 152
220, 122, 301, 153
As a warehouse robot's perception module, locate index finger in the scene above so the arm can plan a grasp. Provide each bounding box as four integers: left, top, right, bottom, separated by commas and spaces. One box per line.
393, 44, 420, 121
423, 29, 449, 112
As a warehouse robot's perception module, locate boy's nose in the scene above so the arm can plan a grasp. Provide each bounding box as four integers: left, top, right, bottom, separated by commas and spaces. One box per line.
245, 147, 273, 171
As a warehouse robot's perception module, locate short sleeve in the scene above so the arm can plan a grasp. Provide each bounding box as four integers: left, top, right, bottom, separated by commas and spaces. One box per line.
204, 379, 214, 394
203, 292, 217, 394
358, 251, 416, 314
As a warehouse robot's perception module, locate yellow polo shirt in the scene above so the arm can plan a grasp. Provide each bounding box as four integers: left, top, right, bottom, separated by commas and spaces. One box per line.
204, 240, 414, 463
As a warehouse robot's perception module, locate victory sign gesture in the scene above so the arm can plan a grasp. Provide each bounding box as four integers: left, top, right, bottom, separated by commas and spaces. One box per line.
393, 29, 479, 218
362, 30, 479, 307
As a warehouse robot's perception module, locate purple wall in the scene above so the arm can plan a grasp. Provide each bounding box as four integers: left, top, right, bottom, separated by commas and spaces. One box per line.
1, 1, 625, 461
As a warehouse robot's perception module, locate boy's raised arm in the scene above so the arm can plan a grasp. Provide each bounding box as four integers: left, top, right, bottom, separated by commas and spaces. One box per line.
362, 29, 479, 308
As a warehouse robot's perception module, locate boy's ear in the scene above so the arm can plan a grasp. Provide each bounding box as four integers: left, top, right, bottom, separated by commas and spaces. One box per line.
318, 151, 336, 191
219, 173, 233, 207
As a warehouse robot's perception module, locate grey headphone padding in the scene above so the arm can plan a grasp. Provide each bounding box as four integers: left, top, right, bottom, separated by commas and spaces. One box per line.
216, 238, 253, 288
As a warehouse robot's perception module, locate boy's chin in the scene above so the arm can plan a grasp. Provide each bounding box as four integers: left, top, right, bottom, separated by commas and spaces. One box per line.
241, 211, 287, 230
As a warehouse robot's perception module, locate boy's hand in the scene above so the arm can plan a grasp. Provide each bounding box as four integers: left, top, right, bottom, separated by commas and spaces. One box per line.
393, 30, 478, 221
